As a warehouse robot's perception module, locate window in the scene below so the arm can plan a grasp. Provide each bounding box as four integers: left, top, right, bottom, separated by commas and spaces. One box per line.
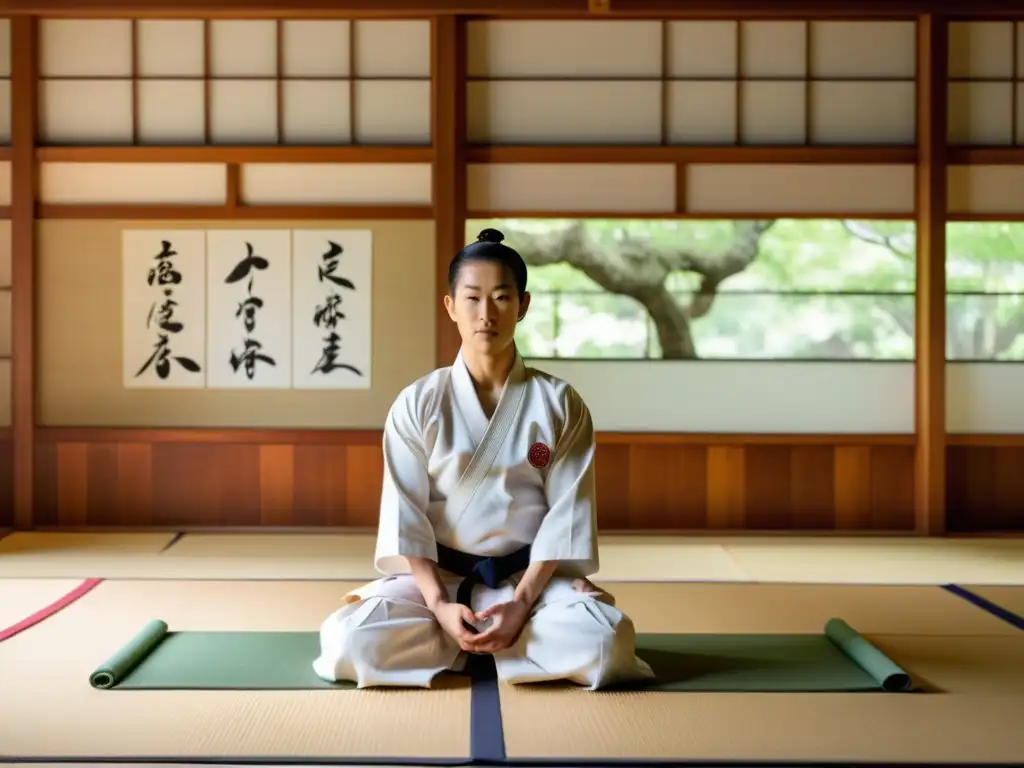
946, 222, 1024, 361
467, 218, 916, 361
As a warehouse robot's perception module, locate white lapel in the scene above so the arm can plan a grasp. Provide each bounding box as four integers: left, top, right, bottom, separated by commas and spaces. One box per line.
444, 348, 528, 529
449, 350, 491, 447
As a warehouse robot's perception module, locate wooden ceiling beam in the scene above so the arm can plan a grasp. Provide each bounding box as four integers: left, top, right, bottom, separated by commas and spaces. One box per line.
5, 0, 1024, 18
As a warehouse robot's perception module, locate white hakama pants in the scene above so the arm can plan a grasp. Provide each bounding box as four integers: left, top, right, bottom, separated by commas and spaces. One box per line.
312, 572, 656, 690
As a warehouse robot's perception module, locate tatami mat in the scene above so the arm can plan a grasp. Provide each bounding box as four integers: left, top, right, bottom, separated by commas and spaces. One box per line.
968, 585, 1024, 620
0, 532, 756, 582
0, 533, 177, 577
0, 578, 91, 631
722, 536, 1024, 585
0, 579, 471, 761
161, 534, 752, 582
158, 533, 381, 580
2, 533, 1024, 587
2, 576, 1022, 764
594, 535, 750, 581
501, 581, 1024, 763
499, 687, 1023, 763
597, 581, 1024, 636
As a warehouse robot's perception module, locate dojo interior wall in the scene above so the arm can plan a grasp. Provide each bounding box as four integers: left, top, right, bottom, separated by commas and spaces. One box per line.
38, 217, 436, 429
0, 13, 1022, 532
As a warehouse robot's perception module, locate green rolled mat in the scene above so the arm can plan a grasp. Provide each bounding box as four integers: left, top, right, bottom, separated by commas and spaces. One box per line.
87, 618, 914, 692
824, 617, 912, 692
89, 619, 170, 689
627, 619, 916, 693
89, 628, 356, 689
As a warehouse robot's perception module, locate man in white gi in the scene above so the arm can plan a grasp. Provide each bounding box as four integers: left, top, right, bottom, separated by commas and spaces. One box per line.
313, 228, 656, 690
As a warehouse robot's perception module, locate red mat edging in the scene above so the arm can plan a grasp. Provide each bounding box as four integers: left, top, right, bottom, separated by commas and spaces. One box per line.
0, 578, 104, 642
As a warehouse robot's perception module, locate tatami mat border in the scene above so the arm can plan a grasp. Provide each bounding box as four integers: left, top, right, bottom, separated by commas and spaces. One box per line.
942, 585, 1024, 631
0, 578, 103, 642
160, 533, 185, 552
2, 762, 998, 767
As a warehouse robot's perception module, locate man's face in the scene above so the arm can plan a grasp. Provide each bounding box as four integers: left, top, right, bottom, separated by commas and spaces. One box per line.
444, 260, 530, 355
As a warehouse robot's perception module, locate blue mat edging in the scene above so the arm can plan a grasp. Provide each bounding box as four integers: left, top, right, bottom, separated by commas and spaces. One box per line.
942, 584, 1024, 631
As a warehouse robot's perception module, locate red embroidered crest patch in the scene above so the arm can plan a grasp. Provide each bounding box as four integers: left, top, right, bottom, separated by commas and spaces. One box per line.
528, 442, 551, 468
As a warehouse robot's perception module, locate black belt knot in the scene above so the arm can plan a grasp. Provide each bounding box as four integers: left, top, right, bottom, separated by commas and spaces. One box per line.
436, 542, 531, 607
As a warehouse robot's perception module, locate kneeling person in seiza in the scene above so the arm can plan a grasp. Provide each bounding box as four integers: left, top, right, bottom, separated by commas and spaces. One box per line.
313, 228, 655, 690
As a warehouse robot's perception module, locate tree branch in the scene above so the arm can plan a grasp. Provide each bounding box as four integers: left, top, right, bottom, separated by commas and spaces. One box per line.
502, 220, 775, 359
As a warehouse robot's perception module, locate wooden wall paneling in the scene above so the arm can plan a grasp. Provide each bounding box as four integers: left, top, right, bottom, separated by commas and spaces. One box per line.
569, 438, 916, 532
625, 443, 708, 529
432, 15, 467, 368
33, 432, 387, 528
914, 13, 948, 535
291, 445, 348, 526
946, 440, 1024, 532
32, 431, 922, 531
11, 17, 36, 528
0, 430, 12, 526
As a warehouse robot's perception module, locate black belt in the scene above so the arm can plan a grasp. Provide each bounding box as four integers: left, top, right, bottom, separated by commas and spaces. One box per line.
436, 542, 531, 609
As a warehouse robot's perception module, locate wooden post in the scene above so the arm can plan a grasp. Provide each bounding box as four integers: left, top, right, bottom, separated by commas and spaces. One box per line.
432, 15, 467, 368
914, 13, 948, 535
11, 16, 38, 528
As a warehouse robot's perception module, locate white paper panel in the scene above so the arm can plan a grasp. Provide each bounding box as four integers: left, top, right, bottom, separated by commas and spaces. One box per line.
241, 163, 431, 205
291, 230, 373, 389
741, 21, 805, 77
947, 364, 1024, 433
355, 21, 430, 77
0, 20, 10, 78
529, 360, 914, 433
809, 21, 916, 78
667, 81, 736, 144
947, 166, 1024, 213
0, 288, 10, 357
687, 164, 915, 214
467, 163, 676, 213
355, 81, 431, 144
40, 163, 226, 205
948, 21, 1014, 79
810, 82, 915, 144
210, 80, 278, 144
282, 20, 350, 77
282, 81, 351, 144
206, 230, 292, 389
947, 82, 1013, 145
740, 81, 805, 144
122, 230, 206, 389
467, 20, 661, 78
210, 20, 277, 77
136, 20, 205, 77
667, 21, 736, 77
467, 81, 661, 144
41, 80, 133, 144
137, 80, 206, 144
40, 19, 132, 77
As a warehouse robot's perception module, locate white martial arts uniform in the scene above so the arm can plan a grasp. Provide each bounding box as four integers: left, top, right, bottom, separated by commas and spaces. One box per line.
312, 349, 655, 690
